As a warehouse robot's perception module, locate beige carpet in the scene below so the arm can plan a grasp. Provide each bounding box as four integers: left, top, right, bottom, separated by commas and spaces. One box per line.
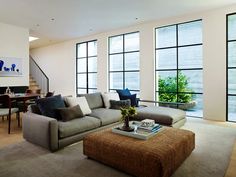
0, 118, 236, 177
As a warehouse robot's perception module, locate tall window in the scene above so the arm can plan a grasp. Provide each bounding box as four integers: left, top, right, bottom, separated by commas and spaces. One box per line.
227, 14, 236, 122
108, 32, 140, 95
155, 20, 203, 117
76, 40, 97, 95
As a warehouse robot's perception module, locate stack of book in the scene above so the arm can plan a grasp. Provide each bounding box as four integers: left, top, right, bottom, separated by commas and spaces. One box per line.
136, 123, 162, 135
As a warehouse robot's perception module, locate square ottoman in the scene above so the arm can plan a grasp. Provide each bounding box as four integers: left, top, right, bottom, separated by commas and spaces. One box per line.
83, 127, 195, 177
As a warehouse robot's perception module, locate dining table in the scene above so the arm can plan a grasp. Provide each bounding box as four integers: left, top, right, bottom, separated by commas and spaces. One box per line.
9, 93, 41, 112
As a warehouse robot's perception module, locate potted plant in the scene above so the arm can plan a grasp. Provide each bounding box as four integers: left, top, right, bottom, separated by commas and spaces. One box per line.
158, 71, 196, 110
120, 106, 137, 132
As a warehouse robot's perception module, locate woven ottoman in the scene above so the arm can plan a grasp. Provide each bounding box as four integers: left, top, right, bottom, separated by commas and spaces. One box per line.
83, 127, 195, 177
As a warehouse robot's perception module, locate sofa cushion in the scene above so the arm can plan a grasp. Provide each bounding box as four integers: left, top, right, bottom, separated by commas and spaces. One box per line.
78, 92, 104, 109
58, 116, 101, 138
119, 94, 137, 107
135, 106, 186, 126
64, 97, 91, 115
28, 104, 42, 115
57, 105, 84, 122
90, 108, 122, 126
102, 92, 120, 108
36, 94, 65, 119
110, 99, 131, 109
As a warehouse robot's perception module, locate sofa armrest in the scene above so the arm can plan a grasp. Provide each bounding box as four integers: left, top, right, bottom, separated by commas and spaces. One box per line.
22, 112, 59, 151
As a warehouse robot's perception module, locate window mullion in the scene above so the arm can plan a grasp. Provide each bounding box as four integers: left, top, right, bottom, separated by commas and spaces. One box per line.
123, 34, 125, 89
176, 24, 180, 107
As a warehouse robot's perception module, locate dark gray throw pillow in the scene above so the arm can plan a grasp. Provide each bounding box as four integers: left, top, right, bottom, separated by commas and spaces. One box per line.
36, 94, 65, 119
57, 105, 84, 122
30, 104, 42, 115
110, 99, 131, 110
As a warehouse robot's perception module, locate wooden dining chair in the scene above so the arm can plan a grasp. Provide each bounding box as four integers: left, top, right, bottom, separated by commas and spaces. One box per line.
45, 91, 55, 97
0, 95, 20, 134
25, 89, 33, 94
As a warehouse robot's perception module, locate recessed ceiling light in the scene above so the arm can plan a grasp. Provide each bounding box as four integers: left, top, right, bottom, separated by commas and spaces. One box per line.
51, 18, 55, 21
29, 36, 39, 42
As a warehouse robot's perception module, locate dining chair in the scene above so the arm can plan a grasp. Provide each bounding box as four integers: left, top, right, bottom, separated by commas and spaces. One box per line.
45, 91, 55, 97
0, 95, 20, 134
17, 88, 41, 113
25, 89, 33, 94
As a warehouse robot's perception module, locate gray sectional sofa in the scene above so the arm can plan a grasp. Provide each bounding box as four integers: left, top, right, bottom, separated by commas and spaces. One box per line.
22, 92, 186, 151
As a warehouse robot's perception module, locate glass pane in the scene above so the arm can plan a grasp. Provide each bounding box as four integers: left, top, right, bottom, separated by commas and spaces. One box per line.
179, 70, 203, 93
88, 41, 97, 56
183, 94, 203, 117
125, 52, 139, 70
156, 48, 176, 70
157, 71, 177, 93
88, 73, 97, 88
130, 91, 140, 98
178, 20, 202, 45
157, 92, 177, 103
124, 32, 139, 52
179, 45, 202, 69
228, 69, 236, 94
88, 89, 97, 94
125, 72, 140, 90
88, 57, 97, 72
77, 74, 86, 88
110, 72, 123, 89
110, 54, 123, 71
228, 96, 236, 121
109, 35, 123, 53
228, 14, 236, 40
228, 41, 236, 67
77, 88, 87, 94
77, 59, 86, 73
156, 25, 176, 48
77, 43, 86, 58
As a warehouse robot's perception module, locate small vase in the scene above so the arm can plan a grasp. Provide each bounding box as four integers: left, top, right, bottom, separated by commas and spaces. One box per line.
120, 116, 134, 132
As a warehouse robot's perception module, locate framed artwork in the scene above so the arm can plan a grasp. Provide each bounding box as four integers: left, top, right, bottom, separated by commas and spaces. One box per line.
0, 57, 23, 77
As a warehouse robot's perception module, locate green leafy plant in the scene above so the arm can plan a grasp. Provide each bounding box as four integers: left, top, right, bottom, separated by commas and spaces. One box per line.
120, 106, 137, 122
158, 71, 194, 103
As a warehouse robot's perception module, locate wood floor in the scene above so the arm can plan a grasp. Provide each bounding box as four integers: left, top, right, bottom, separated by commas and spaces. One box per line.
0, 115, 235, 177
0, 114, 23, 148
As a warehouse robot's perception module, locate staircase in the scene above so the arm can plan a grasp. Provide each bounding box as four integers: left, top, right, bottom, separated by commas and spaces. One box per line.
29, 56, 49, 96
29, 75, 41, 94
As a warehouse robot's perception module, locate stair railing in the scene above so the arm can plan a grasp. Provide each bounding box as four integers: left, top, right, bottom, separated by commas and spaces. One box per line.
29, 56, 49, 95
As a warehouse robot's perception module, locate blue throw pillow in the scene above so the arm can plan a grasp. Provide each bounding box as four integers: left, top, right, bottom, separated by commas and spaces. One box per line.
119, 94, 137, 107
116, 88, 131, 98
36, 94, 65, 119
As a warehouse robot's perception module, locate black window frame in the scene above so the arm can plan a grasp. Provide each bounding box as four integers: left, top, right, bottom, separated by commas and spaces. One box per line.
108, 31, 140, 93
226, 13, 236, 122
155, 19, 203, 118
76, 40, 97, 95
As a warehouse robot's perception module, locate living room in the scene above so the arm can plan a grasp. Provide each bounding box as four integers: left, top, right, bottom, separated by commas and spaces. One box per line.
1, 1, 236, 177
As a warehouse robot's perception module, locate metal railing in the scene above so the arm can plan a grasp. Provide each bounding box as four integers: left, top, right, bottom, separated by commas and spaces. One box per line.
29, 56, 49, 95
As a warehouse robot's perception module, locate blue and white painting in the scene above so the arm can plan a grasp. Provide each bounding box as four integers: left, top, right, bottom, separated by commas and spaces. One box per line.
0, 57, 23, 76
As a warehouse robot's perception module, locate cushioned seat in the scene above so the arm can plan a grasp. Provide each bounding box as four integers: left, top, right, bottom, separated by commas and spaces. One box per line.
90, 108, 122, 126
0, 108, 19, 115
135, 106, 186, 127
58, 116, 100, 138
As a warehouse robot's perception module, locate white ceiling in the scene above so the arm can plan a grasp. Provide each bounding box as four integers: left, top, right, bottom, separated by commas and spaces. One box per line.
0, 0, 235, 49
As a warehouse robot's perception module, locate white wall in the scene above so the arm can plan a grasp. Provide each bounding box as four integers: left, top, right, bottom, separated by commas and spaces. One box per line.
30, 4, 236, 121
0, 22, 29, 86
